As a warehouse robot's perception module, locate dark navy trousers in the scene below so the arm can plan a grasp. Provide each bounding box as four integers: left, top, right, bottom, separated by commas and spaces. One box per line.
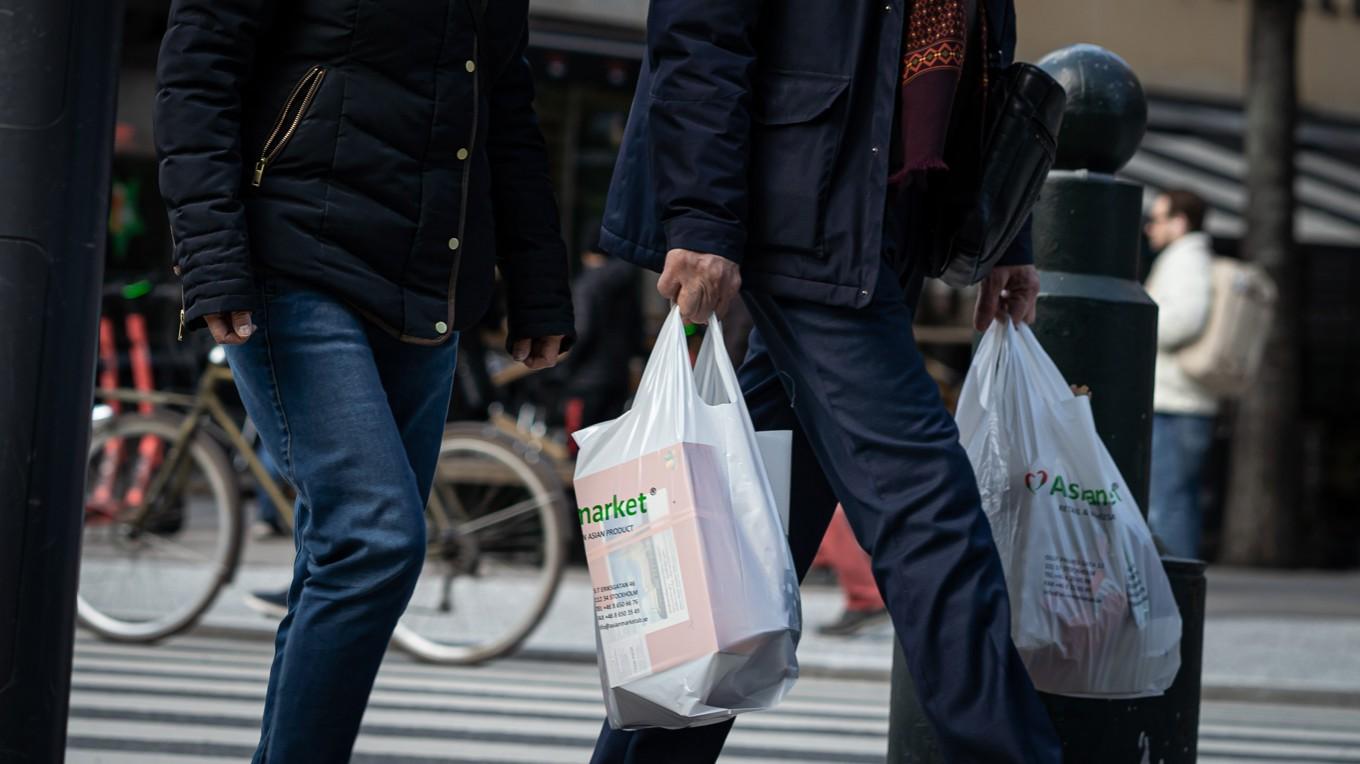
589, 257, 1061, 763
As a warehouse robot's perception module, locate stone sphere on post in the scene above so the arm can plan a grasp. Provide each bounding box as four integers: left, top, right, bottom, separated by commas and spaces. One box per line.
1037, 44, 1148, 174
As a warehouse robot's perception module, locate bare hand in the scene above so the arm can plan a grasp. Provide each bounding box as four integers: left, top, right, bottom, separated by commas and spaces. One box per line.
974, 265, 1040, 332
205, 311, 255, 345
511, 335, 567, 370
657, 249, 741, 324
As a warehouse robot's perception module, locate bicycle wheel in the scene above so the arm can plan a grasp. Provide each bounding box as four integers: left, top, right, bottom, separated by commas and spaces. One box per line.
79, 411, 243, 642
393, 422, 570, 664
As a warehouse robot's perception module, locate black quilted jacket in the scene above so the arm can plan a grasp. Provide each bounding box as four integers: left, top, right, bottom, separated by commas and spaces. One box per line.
155, 0, 574, 346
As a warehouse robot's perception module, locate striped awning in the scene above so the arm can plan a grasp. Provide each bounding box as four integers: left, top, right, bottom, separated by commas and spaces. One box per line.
1122, 100, 1360, 247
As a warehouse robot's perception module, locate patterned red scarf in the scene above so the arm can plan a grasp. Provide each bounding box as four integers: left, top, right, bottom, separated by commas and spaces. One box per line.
890, 0, 979, 186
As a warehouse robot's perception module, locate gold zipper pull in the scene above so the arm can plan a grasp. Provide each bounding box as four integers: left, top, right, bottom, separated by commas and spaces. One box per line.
252, 158, 268, 187
177, 285, 187, 342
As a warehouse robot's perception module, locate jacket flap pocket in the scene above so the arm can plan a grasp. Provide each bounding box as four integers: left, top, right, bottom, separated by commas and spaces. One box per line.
753, 70, 851, 126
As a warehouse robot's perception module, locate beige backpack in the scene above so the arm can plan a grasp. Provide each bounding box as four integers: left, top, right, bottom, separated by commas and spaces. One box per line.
1176, 258, 1278, 398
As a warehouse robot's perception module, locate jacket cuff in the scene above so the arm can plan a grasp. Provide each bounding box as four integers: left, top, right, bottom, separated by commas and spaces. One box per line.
663, 215, 747, 265
996, 216, 1035, 268
183, 291, 259, 334
179, 248, 258, 333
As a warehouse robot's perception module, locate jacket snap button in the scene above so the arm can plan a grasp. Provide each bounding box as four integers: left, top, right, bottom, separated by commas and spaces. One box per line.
435, 321, 448, 334
465, 60, 476, 73
456, 148, 469, 161
448, 237, 460, 250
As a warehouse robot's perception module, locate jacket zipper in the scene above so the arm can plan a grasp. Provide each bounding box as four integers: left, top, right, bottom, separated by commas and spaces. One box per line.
172, 259, 186, 342
252, 66, 327, 187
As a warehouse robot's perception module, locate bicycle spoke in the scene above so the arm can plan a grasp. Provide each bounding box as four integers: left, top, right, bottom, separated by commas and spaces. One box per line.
453, 497, 548, 536
469, 483, 505, 519
130, 528, 217, 565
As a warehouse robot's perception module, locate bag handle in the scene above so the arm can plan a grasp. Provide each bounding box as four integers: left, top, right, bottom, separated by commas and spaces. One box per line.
693, 313, 744, 407
635, 305, 699, 404
1010, 323, 1075, 405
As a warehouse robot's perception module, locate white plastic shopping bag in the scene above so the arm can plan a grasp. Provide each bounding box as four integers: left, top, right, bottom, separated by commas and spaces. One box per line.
956, 322, 1182, 698
572, 307, 801, 729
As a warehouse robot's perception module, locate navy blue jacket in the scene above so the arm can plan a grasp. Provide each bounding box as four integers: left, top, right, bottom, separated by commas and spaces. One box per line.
155, 0, 573, 346
601, 0, 1030, 307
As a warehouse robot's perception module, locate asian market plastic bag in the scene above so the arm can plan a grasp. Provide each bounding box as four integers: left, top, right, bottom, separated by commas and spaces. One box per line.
956, 321, 1182, 698
572, 306, 801, 729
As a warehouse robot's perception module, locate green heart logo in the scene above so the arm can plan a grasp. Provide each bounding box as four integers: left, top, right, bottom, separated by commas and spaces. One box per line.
1025, 470, 1049, 494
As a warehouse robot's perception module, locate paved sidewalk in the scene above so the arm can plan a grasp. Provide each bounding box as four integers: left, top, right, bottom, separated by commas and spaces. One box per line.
198, 562, 1360, 706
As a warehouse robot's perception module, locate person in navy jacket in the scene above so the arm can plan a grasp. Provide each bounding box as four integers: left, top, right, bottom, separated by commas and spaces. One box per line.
591, 1, 1061, 761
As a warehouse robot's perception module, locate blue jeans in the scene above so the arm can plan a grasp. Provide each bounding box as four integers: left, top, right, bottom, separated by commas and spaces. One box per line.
1147, 413, 1216, 559
255, 446, 286, 529
224, 274, 458, 763
590, 257, 1060, 763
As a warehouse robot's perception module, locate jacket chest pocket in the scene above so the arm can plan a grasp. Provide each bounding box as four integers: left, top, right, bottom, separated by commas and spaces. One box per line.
748, 70, 851, 258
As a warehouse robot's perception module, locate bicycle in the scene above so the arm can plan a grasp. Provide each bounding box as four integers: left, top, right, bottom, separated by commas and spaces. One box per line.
81, 349, 572, 664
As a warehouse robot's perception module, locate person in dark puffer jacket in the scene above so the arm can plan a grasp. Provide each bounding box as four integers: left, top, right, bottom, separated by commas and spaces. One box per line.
153, 1, 573, 761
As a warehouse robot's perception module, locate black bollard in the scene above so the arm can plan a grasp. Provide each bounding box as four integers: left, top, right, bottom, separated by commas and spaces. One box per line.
1031, 44, 1207, 764
0, 1, 125, 760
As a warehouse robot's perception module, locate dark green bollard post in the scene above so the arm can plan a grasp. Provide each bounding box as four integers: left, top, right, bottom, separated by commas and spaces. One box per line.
1030, 44, 1155, 510
0, 1, 124, 760
1030, 44, 1207, 764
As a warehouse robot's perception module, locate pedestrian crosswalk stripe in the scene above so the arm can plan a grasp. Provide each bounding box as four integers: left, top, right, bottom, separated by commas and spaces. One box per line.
69, 692, 890, 754
1200, 722, 1360, 746
1196, 738, 1360, 762
70, 684, 888, 738
73, 632, 887, 704
71, 658, 890, 727
71, 652, 893, 729
66, 634, 1360, 764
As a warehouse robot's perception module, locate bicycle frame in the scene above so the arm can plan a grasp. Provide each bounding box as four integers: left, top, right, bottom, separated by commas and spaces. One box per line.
94, 363, 295, 527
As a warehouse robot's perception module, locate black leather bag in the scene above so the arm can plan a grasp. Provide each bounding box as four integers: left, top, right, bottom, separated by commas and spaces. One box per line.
926, 63, 1066, 287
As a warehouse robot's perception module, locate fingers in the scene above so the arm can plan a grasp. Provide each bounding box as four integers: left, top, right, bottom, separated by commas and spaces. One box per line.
232, 311, 255, 339
1006, 288, 1027, 326
657, 256, 682, 302
523, 336, 564, 370
973, 273, 1003, 332
714, 270, 741, 320
511, 337, 532, 363
205, 313, 251, 346
677, 282, 712, 325
204, 315, 232, 344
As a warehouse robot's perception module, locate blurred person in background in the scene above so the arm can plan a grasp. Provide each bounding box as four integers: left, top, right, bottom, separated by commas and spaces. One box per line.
1143, 189, 1218, 559
812, 505, 888, 636
153, 1, 573, 761
563, 236, 643, 441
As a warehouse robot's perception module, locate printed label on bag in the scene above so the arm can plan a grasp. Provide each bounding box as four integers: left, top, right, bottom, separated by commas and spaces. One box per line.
578, 444, 724, 686
1125, 558, 1150, 628
1041, 554, 1108, 604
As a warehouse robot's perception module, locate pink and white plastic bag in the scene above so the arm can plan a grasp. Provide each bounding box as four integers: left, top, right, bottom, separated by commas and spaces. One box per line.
572, 307, 801, 729
956, 321, 1182, 698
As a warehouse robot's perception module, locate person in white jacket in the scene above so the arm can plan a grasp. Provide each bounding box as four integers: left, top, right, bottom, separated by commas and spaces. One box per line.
1143, 190, 1218, 558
